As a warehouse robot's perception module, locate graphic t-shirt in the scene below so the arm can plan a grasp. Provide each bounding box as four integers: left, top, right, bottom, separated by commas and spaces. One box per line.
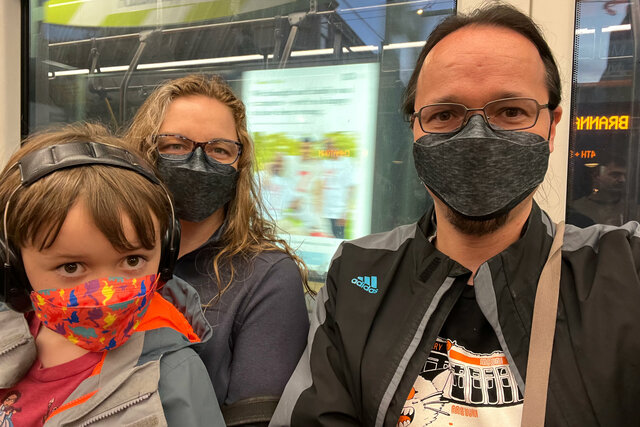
398, 285, 523, 426
0, 317, 102, 427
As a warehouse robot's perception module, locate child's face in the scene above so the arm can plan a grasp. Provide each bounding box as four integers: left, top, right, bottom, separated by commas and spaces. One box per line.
20, 201, 162, 291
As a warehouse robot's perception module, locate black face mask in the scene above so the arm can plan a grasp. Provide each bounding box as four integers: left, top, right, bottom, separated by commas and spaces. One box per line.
157, 148, 238, 223
413, 115, 550, 220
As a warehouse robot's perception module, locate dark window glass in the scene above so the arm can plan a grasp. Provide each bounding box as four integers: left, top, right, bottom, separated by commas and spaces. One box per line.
567, 0, 637, 227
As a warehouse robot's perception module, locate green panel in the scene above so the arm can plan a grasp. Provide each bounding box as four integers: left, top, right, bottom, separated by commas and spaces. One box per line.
101, 9, 152, 27
183, 2, 235, 23
43, 0, 304, 27
44, 0, 83, 25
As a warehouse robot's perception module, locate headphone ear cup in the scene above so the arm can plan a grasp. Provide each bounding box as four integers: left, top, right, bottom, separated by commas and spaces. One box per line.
0, 240, 33, 313
158, 217, 181, 283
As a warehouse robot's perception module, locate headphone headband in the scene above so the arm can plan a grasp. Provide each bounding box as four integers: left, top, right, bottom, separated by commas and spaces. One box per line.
18, 141, 160, 186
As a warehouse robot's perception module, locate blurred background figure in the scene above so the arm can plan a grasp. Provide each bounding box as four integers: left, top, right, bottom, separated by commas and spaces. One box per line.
290, 138, 323, 235
262, 153, 293, 221
321, 139, 356, 239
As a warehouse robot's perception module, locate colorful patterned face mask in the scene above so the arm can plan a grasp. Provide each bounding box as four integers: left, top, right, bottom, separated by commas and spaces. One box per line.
30, 274, 158, 352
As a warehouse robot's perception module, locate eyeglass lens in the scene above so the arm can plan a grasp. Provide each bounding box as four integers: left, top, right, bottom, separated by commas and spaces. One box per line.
157, 135, 240, 164
418, 98, 543, 133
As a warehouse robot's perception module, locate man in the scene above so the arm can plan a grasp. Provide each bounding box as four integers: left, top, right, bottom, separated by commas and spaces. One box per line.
271, 4, 640, 427
571, 156, 627, 225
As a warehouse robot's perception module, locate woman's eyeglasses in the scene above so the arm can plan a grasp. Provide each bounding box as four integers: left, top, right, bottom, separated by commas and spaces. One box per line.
154, 133, 243, 164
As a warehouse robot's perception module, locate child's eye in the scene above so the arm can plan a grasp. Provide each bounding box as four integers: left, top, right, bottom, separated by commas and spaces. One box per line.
121, 255, 148, 271
55, 262, 86, 277
126, 256, 140, 267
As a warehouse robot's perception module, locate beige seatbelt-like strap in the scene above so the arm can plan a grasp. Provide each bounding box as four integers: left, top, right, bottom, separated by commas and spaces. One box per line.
520, 221, 565, 427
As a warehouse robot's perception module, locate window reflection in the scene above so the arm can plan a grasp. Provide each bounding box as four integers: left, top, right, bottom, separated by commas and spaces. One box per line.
567, 0, 638, 227
27, 0, 455, 282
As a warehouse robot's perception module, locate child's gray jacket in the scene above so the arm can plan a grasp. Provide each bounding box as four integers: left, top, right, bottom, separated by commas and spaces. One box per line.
0, 277, 224, 426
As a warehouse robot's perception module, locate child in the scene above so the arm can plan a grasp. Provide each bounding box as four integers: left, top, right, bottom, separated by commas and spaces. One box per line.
0, 123, 225, 426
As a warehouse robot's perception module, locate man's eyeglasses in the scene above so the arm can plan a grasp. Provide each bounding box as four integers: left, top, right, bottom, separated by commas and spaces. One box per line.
154, 133, 243, 164
412, 97, 550, 134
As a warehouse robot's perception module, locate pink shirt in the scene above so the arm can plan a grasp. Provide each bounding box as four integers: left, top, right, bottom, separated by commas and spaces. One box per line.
0, 315, 102, 426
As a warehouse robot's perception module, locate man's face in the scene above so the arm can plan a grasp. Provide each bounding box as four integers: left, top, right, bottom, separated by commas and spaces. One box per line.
412, 25, 563, 234
596, 163, 626, 194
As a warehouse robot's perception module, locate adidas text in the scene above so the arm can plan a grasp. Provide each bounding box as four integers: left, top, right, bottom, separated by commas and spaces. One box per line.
351, 276, 378, 294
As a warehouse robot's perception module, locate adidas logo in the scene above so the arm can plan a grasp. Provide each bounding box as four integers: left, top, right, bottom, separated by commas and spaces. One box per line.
351, 276, 378, 294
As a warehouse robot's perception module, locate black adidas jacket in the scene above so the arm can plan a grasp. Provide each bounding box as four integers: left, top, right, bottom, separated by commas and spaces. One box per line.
270, 203, 640, 427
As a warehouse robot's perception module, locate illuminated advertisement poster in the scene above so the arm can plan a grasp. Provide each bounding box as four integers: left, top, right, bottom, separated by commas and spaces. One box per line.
243, 63, 379, 277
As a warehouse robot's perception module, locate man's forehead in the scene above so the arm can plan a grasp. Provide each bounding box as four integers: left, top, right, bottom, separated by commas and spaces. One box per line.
424, 24, 541, 63
416, 24, 547, 104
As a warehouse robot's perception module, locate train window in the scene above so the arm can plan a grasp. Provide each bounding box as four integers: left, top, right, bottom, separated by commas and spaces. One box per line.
26, 0, 456, 288
567, 0, 638, 227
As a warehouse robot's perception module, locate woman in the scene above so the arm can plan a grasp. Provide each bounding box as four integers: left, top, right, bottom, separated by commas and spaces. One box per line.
125, 74, 310, 424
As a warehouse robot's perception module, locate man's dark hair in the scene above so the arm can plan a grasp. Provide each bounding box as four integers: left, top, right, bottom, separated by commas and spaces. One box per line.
402, 4, 561, 119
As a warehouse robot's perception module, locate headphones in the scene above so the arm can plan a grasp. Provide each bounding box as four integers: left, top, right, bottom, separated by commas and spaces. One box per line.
0, 141, 180, 313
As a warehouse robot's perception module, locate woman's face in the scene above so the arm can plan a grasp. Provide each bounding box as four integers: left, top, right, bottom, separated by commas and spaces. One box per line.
159, 95, 240, 170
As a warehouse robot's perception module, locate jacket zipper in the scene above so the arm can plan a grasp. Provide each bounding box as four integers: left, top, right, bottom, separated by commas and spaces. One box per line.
78, 393, 152, 426
0, 337, 30, 357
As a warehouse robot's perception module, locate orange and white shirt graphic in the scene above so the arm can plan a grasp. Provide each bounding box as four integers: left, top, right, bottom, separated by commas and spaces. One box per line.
397, 338, 523, 427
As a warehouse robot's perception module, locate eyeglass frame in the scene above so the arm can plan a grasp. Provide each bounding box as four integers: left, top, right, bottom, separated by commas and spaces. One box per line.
153, 133, 243, 164
411, 97, 552, 135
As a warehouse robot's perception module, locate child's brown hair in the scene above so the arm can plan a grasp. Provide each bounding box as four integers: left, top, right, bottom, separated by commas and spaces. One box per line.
0, 123, 170, 252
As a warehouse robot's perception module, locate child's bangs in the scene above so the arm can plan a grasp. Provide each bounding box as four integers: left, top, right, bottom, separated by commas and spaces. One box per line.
86, 166, 169, 252
11, 171, 82, 250
12, 166, 168, 252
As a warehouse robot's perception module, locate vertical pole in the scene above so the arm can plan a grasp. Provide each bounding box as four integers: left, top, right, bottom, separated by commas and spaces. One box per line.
0, 0, 21, 166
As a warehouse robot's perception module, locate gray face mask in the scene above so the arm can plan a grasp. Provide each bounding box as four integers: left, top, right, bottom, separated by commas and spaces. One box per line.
413, 115, 550, 220
157, 148, 238, 223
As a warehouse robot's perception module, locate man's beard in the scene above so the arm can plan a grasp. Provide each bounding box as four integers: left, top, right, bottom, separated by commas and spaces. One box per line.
445, 207, 509, 236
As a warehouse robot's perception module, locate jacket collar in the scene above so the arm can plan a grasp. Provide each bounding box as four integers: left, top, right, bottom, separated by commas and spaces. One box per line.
154, 275, 213, 356
181, 216, 228, 261
474, 201, 554, 391
417, 201, 553, 282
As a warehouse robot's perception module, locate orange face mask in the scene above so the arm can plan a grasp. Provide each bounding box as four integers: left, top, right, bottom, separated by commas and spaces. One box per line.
30, 274, 158, 352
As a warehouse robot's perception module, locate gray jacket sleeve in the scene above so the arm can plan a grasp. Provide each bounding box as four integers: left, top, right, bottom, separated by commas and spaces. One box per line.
158, 348, 226, 427
270, 254, 362, 426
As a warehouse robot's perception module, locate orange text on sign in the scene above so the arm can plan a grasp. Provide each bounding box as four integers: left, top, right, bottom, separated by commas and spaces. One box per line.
575, 115, 629, 131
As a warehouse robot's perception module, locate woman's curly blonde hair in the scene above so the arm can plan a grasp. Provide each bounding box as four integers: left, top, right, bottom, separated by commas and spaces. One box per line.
124, 74, 310, 301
